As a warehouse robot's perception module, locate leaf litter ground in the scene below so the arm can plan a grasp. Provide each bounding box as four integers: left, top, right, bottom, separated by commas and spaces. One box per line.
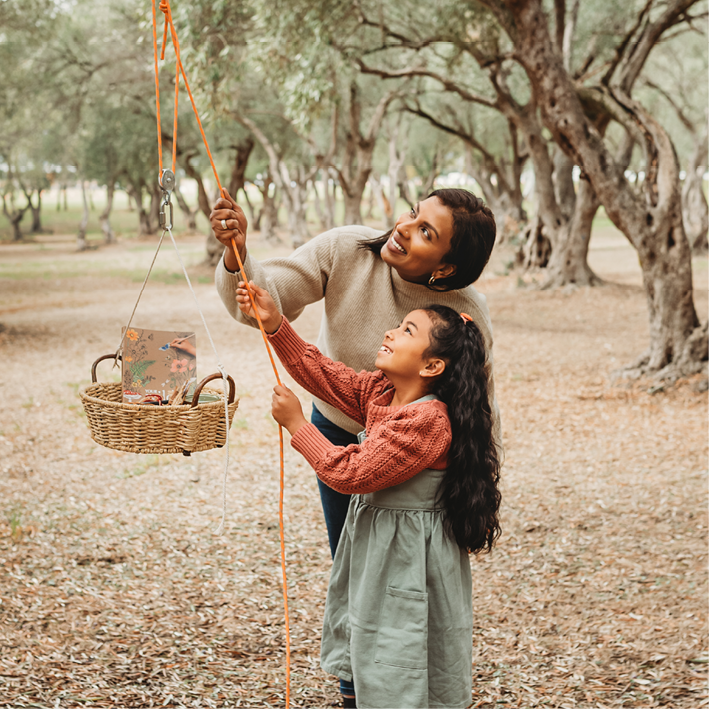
0, 231, 706, 708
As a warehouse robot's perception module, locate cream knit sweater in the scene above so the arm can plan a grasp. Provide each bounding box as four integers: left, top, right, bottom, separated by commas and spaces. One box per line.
215, 225, 500, 437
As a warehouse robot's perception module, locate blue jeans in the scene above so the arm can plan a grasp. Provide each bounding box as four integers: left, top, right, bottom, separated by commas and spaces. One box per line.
310, 404, 356, 558
310, 404, 356, 699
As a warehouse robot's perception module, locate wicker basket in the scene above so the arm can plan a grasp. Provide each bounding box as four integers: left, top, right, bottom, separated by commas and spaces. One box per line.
80, 354, 239, 455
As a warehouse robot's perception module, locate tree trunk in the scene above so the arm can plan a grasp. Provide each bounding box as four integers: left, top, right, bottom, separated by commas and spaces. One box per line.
241, 184, 257, 226
516, 214, 551, 270
2, 191, 28, 242
341, 192, 360, 225
417, 146, 440, 199
682, 129, 708, 253
256, 176, 279, 243
29, 190, 42, 233
147, 183, 161, 234
324, 169, 337, 229
485, 0, 704, 377
399, 177, 414, 209
180, 156, 221, 264
386, 119, 408, 228
19, 182, 42, 234
311, 178, 332, 231
636, 201, 702, 376
336, 82, 399, 226
543, 177, 602, 287
281, 164, 310, 249
77, 181, 89, 251
100, 182, 116, 244
127, 183, 151, 237
368, 174, 392, 229
228, 138, 255, 200
464, 145, 526, 242
232, 113, 316, 248
173, 183, 198, 233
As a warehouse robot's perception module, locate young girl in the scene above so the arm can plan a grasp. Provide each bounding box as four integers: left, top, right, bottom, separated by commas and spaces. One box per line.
237, 283, 501, 709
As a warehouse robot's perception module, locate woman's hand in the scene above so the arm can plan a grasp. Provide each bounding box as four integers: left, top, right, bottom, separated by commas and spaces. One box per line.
271, 384, 307, 435
236, 281, 283, 334
209, 188, 248, 271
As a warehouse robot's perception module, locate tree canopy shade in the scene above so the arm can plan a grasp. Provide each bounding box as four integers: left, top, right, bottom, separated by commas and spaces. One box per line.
0, 0, 706, 377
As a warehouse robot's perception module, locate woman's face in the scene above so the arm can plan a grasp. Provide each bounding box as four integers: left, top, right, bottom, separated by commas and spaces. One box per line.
380, 197, 456, 284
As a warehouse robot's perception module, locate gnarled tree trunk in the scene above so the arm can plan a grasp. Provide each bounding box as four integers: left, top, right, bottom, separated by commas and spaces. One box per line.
77, 181, 89, 251
256, 174, 279, 243
483, 0, 705, 377
100, 182, 116, 244
682, 128, 708, 253
173, 183, 198, 233
543, 177, 601, 287
2, 187, 29, 242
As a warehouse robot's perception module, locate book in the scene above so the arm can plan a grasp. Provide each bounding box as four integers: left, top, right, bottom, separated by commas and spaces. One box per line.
121, 327, 197, 403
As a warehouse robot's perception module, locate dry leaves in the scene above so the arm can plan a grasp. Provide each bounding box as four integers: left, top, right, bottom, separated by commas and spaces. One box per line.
0, 234, 706, 708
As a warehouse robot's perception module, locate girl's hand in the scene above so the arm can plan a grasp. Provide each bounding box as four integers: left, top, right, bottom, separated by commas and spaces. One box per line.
209, 188, 248, 270
236, 281, 283, 334
271, 384, 307, 434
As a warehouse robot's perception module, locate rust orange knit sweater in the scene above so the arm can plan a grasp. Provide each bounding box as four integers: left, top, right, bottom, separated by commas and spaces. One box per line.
268, 317, 452, 495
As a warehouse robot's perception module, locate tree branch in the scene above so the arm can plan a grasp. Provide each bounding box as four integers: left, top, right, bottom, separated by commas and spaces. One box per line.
642, 79, 696, 135
355, 58, 498, 109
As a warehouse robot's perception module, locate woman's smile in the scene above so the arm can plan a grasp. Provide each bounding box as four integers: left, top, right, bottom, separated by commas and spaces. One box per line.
386, 232, 408, 255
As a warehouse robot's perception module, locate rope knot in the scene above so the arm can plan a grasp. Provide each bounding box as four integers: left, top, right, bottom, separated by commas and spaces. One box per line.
159, 0, 170, 16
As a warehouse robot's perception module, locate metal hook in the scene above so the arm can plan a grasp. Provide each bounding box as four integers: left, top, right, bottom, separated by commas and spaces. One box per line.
159, 168, 175, 230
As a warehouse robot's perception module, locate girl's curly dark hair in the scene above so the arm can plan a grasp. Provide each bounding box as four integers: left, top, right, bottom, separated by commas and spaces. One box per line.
423, 304, 501, 554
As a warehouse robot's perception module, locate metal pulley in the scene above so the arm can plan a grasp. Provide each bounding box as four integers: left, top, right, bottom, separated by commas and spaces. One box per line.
159, 168, 175, 230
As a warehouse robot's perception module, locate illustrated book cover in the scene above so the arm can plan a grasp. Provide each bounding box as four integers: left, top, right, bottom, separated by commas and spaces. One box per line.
121, 327, 197, 403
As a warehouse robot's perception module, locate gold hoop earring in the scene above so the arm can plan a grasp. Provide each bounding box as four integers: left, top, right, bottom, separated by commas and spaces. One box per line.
428, 274, 436, 286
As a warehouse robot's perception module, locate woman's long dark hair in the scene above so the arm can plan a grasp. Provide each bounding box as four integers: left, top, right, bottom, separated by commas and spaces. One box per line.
358, 188, 496, 291
423, 304, 501, 554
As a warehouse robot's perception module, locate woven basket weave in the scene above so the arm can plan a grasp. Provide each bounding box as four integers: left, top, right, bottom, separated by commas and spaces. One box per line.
80, 354, 238, 455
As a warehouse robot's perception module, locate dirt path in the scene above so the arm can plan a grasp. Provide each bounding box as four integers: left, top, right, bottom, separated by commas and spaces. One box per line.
0, 231, 707, 708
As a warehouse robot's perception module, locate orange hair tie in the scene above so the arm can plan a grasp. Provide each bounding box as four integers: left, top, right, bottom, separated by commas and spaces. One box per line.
460, 312, 473, 323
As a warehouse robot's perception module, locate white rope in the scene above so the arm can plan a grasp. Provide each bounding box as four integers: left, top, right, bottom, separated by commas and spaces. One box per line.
115, 230, 166, 362
165, 228, 231, 534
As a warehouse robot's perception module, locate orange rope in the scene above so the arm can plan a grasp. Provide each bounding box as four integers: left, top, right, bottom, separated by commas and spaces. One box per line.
151, 2, 292, 705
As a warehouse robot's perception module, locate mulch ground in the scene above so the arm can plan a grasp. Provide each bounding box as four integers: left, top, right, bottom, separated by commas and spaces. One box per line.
0, 232, 706, 708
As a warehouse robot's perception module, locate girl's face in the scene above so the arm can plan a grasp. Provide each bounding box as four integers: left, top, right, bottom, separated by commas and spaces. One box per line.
375, 309, 438, 380
380, 197, 456, 283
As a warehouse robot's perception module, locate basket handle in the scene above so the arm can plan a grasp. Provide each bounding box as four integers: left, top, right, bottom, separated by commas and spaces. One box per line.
91, 353, 122, 383
190, 373, 236, 407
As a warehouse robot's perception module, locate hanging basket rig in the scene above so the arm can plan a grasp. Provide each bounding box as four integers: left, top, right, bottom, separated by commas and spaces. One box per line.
80, 356, 237, 456
78, 1, 293, 704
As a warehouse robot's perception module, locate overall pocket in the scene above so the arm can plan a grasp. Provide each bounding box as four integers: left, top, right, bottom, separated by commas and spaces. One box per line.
374, 586, 428, 670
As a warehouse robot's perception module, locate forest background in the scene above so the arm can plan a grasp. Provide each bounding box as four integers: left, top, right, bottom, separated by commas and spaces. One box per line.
0, 0, 707, 707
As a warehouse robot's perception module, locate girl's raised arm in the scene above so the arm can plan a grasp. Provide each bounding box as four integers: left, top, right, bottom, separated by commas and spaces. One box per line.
267, 316, 386, 428
235, 282, 385, 426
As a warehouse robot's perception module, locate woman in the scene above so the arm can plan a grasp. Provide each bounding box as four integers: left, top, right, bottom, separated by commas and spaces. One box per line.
211, 188, 500, 544
211, 187, 499, 706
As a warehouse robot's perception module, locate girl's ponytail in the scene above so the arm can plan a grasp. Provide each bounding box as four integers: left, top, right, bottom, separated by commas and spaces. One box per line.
423, 305, 501, 554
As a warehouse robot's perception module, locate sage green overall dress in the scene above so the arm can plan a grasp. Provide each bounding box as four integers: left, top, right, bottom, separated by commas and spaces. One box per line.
320, 407, 474, 709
